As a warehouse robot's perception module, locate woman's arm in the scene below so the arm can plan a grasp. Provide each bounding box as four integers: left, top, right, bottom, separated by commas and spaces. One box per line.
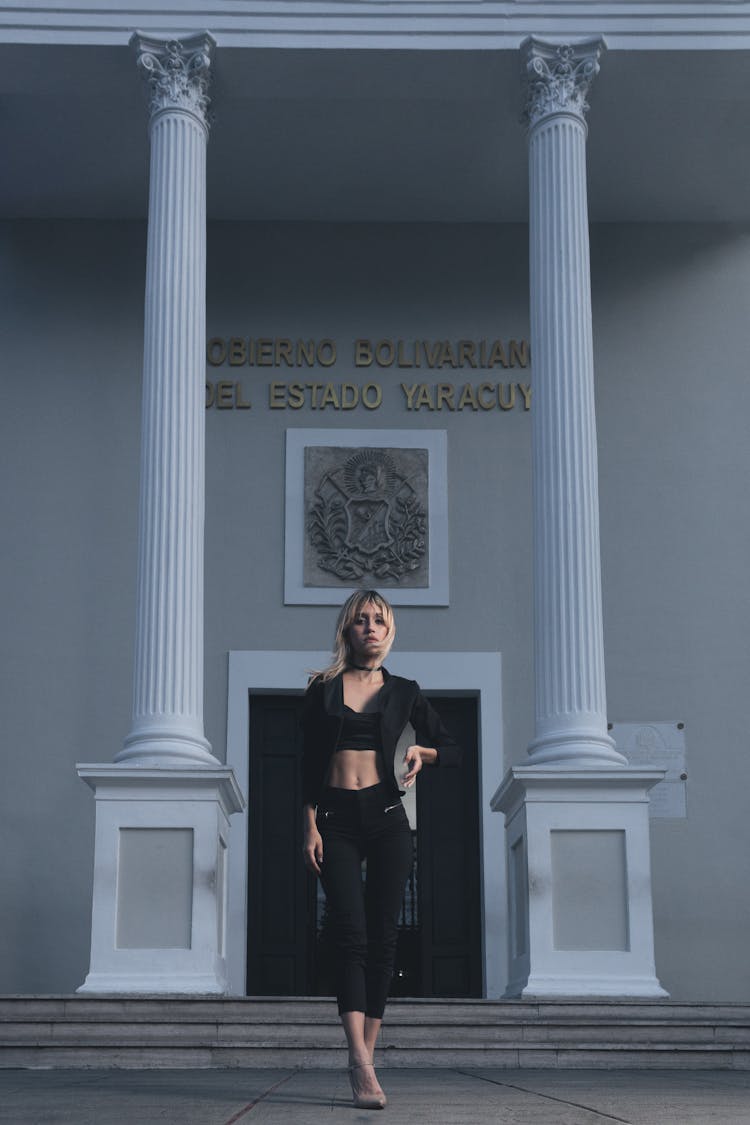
401, 744, 437, 787
302, 802, 323, 876
410, 687, 461, 768
300, 675, 326, 809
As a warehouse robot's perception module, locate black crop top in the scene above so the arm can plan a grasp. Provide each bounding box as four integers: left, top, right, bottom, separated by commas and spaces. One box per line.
335, 706, 383, 752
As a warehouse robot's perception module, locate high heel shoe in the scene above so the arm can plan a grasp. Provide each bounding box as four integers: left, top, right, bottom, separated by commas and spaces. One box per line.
348, 1062, 387, 1109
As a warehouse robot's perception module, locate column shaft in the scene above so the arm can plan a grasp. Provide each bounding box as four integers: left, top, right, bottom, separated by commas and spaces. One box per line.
118, 34, 217, 766
524, 38, 625, 766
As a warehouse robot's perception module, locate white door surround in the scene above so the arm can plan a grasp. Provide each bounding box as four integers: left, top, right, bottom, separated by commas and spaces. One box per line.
226, 650, 506, 998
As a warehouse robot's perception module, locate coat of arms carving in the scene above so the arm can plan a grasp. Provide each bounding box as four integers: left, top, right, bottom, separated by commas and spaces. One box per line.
304, 447, 429, 586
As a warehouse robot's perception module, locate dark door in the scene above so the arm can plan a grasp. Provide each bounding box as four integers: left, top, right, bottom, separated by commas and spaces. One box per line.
246, 692, 481, 998
246, 694, 316, 995
414, 696, 482, 998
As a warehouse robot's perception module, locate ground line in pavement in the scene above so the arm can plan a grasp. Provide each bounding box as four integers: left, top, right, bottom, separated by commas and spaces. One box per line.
455, 1069, 633, 1125
221, 1070, 299, 1123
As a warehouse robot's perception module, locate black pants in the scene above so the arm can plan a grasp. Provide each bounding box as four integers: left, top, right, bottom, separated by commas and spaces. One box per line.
317, 782, 413, 1019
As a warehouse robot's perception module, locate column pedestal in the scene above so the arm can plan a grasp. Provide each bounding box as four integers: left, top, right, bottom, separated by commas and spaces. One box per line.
77, 767, 244, 994
492, 768, 668, 999
491, 38, 666, 1000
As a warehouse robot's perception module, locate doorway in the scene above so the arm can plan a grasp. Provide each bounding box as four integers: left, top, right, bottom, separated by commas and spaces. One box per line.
245, 693, 481, 998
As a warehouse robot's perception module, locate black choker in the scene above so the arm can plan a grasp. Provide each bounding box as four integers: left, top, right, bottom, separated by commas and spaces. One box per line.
348, 662, 382, 672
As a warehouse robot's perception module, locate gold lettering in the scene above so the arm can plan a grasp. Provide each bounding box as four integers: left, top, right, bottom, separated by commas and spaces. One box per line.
436, 383, 455, 411
401, 383, 419, 409
375, 339, 394, 367
488, 340, 509, 368
362, 383, 382, 409
275, 338, 293, 366
228, 338, 247, 366
518, 383, 532, 410
287, 382, 305, 409
320, 382, 340, 409
457, 383, 479, 411
355, 339, 373, 367
510, 339, 529, 368
396, 340, 414, 368
306, 382, 323, 408
298, 340, 316, 367
341, 383, 359, 410
440, 341, 458, 369
458, 340, 477, 368
415, 384, 435, 410
235, 381, 251, 410
269, 382, 287, 408
256, 338, 273, 366
477, 382, 495, 410
217, 380, 234, 408
317, 339, 337, 367
424, 341, 442, 368
207, 338, 226, 366
205, 381, 216, 408
498, 383, 515, 411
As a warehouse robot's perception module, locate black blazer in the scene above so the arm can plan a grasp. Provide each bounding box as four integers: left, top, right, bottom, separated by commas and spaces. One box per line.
301, 667, 461, 807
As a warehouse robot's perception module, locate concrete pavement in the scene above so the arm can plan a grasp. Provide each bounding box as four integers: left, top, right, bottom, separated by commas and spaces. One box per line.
0, 1068, 749, 1125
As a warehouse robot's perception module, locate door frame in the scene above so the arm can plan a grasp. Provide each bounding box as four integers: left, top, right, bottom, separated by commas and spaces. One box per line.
226, 650, 506, 997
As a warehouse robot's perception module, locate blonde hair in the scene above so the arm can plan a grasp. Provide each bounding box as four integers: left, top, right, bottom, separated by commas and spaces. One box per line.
313, 590, 396, 683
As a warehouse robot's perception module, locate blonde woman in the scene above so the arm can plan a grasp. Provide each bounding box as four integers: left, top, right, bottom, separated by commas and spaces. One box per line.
302, 590, 460, 1109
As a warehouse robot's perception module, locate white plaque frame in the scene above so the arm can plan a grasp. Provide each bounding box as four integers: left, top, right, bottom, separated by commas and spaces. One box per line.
284, 428, 448, 605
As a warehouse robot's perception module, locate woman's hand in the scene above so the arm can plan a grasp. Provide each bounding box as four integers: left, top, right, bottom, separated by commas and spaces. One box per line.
402, 744, 436, 788
303, 825, 324, 876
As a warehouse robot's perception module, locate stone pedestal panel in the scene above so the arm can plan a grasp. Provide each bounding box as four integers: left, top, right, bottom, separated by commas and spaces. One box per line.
493, 768, 668, 999
77, 768, 244, 994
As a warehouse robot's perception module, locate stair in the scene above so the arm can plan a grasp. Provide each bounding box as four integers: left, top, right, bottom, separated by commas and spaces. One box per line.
1, 997, 748, 1070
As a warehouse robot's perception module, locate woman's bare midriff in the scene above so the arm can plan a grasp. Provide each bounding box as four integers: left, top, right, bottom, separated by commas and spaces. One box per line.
326, 748, 382, 790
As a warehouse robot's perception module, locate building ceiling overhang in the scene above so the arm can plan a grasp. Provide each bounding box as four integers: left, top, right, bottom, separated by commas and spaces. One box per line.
4, 2, 750, 51
0, 4, 749, 224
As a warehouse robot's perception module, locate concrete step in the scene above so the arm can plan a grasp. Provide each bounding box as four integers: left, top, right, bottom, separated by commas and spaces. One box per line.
1, 997, 748, 1070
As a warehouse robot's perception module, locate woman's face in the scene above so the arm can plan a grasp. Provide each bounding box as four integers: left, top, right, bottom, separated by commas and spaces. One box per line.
347, 601, 389, 662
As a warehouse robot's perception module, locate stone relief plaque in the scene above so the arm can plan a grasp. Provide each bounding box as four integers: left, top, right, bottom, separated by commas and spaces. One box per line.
304, 446, 428, 588
610, 721, 688, 819
284, 429, 448, 606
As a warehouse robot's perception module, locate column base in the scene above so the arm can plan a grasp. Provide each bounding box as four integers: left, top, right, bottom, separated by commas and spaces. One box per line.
77, 970, 229, 996
117, 724, 220, 767
492, 766, 668, 1001
527, 729, 628, 768
76, 765, 245, 997
506, 973, 669, 1001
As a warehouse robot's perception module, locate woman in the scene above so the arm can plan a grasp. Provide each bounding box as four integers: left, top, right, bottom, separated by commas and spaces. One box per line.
301, 589, 460, 1109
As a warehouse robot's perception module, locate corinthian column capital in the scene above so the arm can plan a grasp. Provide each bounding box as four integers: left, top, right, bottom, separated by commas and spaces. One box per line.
130, 32, 215, 128
522, 37, 605, 131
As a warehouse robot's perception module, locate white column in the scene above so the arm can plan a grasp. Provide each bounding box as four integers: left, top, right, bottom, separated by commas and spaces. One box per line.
524, 37, 626, 768
117, 33, 218, 767
76, 33, 245, 996
491, 38, 666, 1000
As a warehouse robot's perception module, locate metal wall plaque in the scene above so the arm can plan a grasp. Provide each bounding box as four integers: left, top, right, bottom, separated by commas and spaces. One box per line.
284, 428, 448, 606
305, 445, 428, 587
610, 721, 688, 819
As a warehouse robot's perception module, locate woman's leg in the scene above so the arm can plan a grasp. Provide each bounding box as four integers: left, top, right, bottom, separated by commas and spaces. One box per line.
364, 1015, 382, 1060
341, 1011, 386, 1104
364, 810, 414, 1020
320, 832, 386, 1102
318, 828, 368, 1017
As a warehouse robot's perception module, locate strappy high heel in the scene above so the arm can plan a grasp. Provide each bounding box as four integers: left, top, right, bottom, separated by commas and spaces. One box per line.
348, 1062, 387, 1109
